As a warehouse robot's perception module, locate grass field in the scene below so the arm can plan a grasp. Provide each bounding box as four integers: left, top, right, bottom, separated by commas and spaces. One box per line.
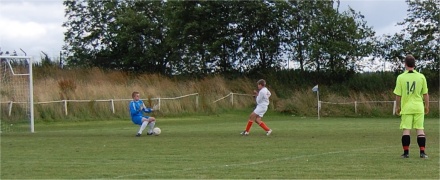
1, 111, 439, 179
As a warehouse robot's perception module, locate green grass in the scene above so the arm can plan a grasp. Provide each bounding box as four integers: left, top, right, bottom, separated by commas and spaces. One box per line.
1, 111, 439, 179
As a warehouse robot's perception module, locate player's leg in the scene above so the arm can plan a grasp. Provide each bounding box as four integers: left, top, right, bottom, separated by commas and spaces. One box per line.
255, 116, 271, 135
132, 116, 144, 137
416, 130, 427, 158
146, 117, 156, 135
414, 113, 427, 158
400, 114, 412, 158
254, 106, 272, 135
241, 112, 257, 135
136, 116, 150, 136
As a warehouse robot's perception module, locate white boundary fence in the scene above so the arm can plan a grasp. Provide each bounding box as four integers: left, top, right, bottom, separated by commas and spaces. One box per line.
320, 100, 439, 116
1, 93, 199, 116
2, 92, 438, 117
212, 92, 253, 105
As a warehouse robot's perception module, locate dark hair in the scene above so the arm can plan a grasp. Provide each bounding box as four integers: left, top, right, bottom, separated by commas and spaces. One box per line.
405, 55, 415, 68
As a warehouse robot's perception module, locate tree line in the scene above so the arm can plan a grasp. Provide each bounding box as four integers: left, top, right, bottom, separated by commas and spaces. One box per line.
62, 0, 439, 76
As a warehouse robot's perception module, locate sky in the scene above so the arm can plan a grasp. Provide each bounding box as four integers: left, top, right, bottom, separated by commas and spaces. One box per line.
0, 0, 409, 60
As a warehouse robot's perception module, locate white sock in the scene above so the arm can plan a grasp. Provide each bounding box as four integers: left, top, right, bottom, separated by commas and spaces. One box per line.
138, 121, 148, 134
147, 121, 155, 134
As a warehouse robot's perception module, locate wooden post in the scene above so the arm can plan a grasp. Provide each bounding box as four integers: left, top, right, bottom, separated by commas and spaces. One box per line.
110, 99, 115, 113
355, 101, 357, 114
230, 93, 234, 106
64, 100, 68, 115
393, 100, 396, 115
8, 101, 13, 116
196, 94, 199, 110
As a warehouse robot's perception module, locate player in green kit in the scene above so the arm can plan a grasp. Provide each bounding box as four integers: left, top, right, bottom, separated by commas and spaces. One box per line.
393, 55, 430, 159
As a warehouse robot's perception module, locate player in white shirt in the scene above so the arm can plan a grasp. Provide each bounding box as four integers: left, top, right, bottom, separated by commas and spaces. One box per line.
241, 79, 273, 136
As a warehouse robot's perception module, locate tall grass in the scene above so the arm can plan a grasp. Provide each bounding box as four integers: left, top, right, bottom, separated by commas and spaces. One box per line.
26, 68, 261, 121
1, 67, 438, 123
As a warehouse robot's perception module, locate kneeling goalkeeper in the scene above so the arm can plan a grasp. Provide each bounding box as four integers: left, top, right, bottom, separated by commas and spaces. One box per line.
129, 91, 157, 137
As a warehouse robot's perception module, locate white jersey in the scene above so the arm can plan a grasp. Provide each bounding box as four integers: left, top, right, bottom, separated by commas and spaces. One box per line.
256, 87, 271, 107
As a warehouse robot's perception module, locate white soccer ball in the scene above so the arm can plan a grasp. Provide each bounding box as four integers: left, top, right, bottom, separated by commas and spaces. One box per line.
153, 127, 161, 135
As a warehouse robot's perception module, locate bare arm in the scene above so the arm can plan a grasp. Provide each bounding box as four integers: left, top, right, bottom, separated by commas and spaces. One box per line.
253, 90, 258, 98
395, 95, 401, 115
423, 93, 429, 114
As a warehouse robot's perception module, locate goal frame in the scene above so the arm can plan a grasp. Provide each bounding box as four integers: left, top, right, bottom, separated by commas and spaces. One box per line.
0, 56, 34, 132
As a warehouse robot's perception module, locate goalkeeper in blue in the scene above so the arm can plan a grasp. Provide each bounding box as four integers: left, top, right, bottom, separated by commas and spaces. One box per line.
129, 91, 157, 137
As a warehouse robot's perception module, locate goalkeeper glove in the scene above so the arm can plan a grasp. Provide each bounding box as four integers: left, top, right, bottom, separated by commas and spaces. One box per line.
152, 104, 159, 111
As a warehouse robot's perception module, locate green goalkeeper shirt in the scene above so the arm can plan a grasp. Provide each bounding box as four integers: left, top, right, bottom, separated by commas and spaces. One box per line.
393, 70, 428, 114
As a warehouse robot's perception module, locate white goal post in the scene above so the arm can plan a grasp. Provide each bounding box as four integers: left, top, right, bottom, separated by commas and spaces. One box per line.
0, 56, 34, 133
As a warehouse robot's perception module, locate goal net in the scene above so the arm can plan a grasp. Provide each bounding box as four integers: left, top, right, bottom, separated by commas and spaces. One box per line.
0, 56, 34, 133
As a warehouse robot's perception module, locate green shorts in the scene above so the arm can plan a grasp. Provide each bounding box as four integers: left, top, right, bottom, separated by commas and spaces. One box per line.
400, 113, 424, 130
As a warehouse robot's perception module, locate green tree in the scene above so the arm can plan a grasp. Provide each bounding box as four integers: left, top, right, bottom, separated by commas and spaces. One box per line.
115, 0, 166, 73
62, 0, 378, 76
281, 0, 314, 72
63, 0, 168, 74
237, 1, 284, 73
164, 1, 252, 75
375, 0, 439, 72
397, 0, 439, 70
374, 34, 406, 72
308, 1, 375, 73
63, 0, 120, 68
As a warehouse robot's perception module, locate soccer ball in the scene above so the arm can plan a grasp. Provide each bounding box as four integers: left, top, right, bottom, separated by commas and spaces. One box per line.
153, 127, 161, 135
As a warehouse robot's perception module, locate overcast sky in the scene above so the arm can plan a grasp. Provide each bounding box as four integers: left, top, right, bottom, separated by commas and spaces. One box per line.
0, 0, 408, 60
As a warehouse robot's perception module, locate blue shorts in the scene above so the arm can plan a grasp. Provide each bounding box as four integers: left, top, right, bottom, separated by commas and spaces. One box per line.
131, 116, 150, 125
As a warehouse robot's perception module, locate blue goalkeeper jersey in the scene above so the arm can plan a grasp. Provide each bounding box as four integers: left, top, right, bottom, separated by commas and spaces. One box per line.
129, 100, 152, 118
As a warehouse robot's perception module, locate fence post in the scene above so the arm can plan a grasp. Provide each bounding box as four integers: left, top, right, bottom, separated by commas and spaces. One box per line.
196, 94, 199, 110
110, 99, 115, 113
64, 100, 68, 115
393, 101, 396, 115
354, 101, 357, 114
230, 92, 234, 106
8, 101, 13, 116
318, 101, 321, 120
158, 98, 161, 111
